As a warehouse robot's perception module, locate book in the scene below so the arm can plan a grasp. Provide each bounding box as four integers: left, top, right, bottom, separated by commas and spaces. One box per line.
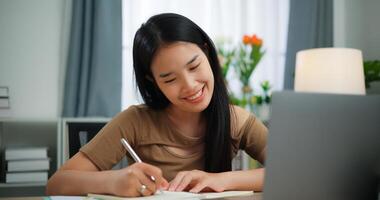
5, 147, 48, 160
49, 196, 89, 200
0, 106, 11, 117
5, 171, 48, 183
88, 190, 254, 200
7, 158, 50, 172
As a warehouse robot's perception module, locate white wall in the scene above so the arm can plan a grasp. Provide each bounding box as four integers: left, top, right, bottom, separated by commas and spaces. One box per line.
334, 0, 380, 94
334, 0, 380, 60
0, 0, 70, 120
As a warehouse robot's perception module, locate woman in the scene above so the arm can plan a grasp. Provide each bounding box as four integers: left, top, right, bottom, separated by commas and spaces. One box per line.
46, 13, 267, 197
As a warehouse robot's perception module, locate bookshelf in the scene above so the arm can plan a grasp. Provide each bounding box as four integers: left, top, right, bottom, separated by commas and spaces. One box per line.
0, 182, 46, 188
0, 119, 57, 197
0, 118, 115, 197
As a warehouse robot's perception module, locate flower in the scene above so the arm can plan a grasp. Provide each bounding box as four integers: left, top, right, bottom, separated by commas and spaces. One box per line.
243, 34, 263, 46
235, 34, 265, 87
243, 35, 251, 45
251, 34, 263, 46
250, 80, 272, 105
217, 34, 270, 110
217, 41, 235, 79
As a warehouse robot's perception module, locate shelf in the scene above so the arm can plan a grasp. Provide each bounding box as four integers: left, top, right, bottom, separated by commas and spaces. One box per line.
0, 118, 57, 123
0, 182, 46, 188
0, 121, 57, 197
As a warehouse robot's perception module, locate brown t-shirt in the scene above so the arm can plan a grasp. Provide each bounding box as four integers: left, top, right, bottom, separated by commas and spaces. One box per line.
80, 105, 268, 181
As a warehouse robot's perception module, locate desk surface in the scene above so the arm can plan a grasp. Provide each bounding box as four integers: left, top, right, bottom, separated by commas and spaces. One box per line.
0, 193, 263, 200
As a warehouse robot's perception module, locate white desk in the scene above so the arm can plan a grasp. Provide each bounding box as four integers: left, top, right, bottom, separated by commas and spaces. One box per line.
0, 193, 263, 200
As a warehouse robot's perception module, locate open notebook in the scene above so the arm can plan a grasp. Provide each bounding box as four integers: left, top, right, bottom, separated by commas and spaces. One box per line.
88, 190, 253, 200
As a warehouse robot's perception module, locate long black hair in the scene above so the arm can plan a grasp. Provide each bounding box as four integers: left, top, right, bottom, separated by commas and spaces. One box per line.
132, 13, 231, 172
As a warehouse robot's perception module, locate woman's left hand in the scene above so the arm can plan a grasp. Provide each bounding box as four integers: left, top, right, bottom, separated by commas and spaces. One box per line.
168, 170, 226, 193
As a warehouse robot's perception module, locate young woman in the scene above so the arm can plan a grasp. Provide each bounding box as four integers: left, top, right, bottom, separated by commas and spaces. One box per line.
46, 13, 267, 197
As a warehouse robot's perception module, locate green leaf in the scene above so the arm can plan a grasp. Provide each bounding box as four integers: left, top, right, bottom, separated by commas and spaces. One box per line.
364, 60, 380, 88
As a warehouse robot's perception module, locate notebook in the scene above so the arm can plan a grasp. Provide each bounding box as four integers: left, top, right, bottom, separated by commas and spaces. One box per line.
88, 190, 253, 200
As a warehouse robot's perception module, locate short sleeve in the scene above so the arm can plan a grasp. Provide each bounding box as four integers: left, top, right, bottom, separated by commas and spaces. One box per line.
231, 106, 268, 163
80, 106, 140, 170
240, 115, 267, 161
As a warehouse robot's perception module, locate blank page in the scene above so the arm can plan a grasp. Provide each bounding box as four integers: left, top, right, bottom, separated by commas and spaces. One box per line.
88, 190, 253, 200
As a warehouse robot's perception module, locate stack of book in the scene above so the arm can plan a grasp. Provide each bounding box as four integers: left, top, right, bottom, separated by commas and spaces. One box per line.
0, 86, 11, 117
4, 147, 49, 183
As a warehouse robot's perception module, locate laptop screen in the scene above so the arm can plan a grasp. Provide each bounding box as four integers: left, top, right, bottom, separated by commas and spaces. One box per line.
264, 91, 380, 200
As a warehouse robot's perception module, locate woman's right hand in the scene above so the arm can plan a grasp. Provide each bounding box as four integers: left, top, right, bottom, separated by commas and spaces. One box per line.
107, 162, 169, 197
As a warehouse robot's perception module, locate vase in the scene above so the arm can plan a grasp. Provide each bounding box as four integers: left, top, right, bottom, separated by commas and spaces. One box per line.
257, 103, 271, 122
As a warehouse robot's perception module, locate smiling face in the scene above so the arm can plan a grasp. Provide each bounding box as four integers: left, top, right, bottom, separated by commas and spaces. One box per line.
150, 42, 214, 113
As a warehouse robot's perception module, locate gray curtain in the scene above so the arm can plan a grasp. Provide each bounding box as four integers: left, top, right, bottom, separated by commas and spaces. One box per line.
63, 0, 122, 117
283, 0, 333, 89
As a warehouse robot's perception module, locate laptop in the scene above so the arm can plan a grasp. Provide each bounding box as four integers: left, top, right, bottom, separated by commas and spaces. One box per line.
264, 91, 380, 200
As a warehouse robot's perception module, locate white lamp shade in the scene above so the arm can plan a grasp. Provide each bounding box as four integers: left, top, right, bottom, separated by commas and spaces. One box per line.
294, 48, 366, 95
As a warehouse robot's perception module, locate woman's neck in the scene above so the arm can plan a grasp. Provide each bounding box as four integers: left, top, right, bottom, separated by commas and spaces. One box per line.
165, 105, 205, 137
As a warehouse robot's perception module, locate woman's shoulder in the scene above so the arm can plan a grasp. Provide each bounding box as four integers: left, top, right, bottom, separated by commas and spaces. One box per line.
230, 104, 257, 137
230, 104, 253, 122
115, 104, 159, 122
123, 104, 149, 113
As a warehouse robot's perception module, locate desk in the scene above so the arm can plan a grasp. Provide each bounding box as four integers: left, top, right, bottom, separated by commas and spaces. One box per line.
0, 193, 263, 200
0, 198, 46, 200
217, 193, 262, 200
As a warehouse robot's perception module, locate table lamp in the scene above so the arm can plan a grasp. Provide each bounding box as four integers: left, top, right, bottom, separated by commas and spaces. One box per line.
294, 48, 366, 95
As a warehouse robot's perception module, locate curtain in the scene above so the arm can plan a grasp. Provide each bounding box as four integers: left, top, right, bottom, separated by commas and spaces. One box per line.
121, 0, 289, 108
283, 0, 333, 89
63, 0, 122, 117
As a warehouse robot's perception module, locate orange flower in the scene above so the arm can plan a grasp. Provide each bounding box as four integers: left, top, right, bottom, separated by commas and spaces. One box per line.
243, 35, 251, 45
243, 34, 263, 46
251, 34, 263, 46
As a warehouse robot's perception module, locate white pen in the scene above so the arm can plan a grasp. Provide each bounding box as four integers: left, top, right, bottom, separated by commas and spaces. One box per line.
120, 138, 156, 182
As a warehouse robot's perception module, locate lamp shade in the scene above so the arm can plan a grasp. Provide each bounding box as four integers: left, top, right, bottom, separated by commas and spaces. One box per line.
294, 48, 366, 95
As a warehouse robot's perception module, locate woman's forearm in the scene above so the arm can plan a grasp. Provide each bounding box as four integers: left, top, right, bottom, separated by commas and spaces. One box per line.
46, 169, 113, 195
220, 168, 265, 191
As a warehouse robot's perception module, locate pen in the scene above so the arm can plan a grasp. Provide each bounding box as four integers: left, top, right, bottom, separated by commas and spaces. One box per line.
120, 138, 156, 181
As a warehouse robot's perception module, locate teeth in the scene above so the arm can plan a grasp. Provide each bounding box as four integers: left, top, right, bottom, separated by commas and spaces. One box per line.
187, 89, 202, 100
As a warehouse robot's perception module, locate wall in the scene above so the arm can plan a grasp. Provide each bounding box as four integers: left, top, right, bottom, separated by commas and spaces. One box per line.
334, 0, 380, 93
0, 0, 70, 120
334, 0, 380, 60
